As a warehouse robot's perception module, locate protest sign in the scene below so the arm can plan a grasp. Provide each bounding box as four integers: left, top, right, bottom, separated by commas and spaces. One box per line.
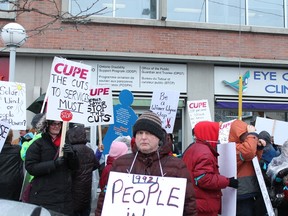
252, 157, 275, 216
150, 90, 180, 133
219, 119, 236, 144
255, 117, 288, 145
87, 87, 114, 126
46, 57, 91, 124
0, 81, 26, 130
102, 89, 137, 154
0, 121, 11, 152
102, 172, 187, 216
218, 142, 237, 216
187, 99, 211, 129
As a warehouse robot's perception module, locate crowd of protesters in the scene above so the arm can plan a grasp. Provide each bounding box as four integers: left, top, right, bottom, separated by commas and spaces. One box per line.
1, 110, 288, 216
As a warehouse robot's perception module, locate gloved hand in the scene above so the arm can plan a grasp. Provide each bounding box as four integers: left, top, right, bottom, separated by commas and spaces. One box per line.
228, 177, 239, 189
276, 168, 288, 179
54, 157, 65, 167
62, 143, 75, 158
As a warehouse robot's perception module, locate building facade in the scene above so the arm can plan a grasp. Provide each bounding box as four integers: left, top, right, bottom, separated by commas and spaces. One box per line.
1, 0, 288, 151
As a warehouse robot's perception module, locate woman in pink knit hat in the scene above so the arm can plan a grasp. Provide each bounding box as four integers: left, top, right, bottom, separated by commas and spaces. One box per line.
98, 140, 128, 191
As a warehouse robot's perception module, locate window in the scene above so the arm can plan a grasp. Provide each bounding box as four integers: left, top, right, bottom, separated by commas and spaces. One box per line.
208, 0, 245, 25
167, 0, 206, 22
69, 0, 158, 19
0, 0, 16, 19
248, 0, 284, 27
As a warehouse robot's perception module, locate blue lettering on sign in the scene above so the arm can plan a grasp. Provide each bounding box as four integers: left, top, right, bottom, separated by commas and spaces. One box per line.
282, 73, 288, 81
253, 71, 277, 81
265, 85, 288, 94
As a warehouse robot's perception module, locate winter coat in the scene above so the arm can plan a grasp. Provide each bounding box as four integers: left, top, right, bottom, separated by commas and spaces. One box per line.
0, 142, 23, 200
95, 142, 197, 216
25, 132, 79, 215
183, 121, 229, 216
71, 143, 100, 212
228, 119, 262, 199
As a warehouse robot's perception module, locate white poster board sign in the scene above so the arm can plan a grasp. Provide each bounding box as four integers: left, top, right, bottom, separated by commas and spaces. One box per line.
0, 121, 11, 152
86, 87, 114, 126
255, 117, 288, 145
0, 81, 26, 130
218, 142, 237, 216
187, 99, 211, 129
102, 172, 187, 216
150, 90, 180, 133
252, 157, 275, 216
219, 119, 236, 144
46, 57, 91, 124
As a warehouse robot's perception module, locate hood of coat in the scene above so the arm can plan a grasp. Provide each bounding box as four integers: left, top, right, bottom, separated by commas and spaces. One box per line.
259, 130, 271, 145
228, 119, 248, 143
66, 125, 87, 145
194, 121, 219, 148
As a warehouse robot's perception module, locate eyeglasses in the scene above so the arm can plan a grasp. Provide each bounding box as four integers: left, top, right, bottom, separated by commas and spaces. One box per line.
50, 122, 62, 127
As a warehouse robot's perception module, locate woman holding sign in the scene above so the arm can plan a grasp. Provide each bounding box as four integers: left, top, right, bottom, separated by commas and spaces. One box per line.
25, 115, 79, 216
95, 110, 197, 216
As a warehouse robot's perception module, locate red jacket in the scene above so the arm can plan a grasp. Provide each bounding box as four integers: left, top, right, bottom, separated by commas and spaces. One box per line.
98, 156, 115, 191
183, 121, 229, 216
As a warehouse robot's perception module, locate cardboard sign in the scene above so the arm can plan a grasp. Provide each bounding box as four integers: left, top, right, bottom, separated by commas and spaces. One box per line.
46, 57, 91, 124
0, 121, 11, 152
219, 119, 236, 144
0, 81, 26, 130
86, 87, 114, 126
102, 172, 187, 216
150, 90, 180, 133
252, 157, 275, 216
218, 142, 237, 216
255, 116, 288, 145
187, 99, 211, 129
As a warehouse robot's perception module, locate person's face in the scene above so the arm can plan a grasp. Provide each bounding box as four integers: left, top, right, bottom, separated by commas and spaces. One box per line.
135, 130, 159, 154
19, 130, 27, 136
48, 121, 62, 136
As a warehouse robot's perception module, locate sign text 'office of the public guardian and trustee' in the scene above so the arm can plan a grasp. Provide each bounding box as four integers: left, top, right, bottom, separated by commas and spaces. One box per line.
83, 61, 187, 93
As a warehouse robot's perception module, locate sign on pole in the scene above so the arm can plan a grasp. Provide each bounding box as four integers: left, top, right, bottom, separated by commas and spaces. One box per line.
0, 81, 26, 130
102, 172, 187, 216
150, 90, 180, 133
46, 57, 91, 124
187, 99, 211, 129
219, 119, 236, 144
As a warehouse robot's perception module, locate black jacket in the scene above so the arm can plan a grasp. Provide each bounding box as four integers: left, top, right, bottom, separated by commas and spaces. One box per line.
71, 143, 100, 211
25, 132, 79, 215
0, 143, 23, 200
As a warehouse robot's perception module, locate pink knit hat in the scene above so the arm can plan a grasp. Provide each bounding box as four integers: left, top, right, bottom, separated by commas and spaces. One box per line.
109, 141, 128, 159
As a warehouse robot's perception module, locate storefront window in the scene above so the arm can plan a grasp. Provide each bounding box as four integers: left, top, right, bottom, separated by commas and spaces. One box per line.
69, 0, 157, 19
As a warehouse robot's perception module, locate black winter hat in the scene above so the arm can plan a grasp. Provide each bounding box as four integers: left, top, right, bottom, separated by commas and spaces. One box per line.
259, 130, 271, 145
66, 125, 87, 144
133, 111, 164, 141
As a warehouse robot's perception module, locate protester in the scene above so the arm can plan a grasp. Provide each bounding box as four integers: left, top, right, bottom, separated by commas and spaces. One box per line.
66, 125, 100, 216
95, 110, 197, 216
166, 133, 180, 155
267, 140, 288, 216
183, 121, 238, 216
0, 129, 24, 201
258, 130, 281, 186
25, 115, 79, 216
12, 128, 30, 145
98, 139, 128, 191
228, 119, 266, 216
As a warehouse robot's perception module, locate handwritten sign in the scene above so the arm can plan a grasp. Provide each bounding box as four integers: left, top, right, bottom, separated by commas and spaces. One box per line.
219, 119, 236, 144
252, 157, 275, 216
0, 121, 11, 152
255, 117, 288, 145
150, 90, 180, 133
102, 172, 187, 216
0, 81, 26, 130
187, 99, 211, 129
86, 87, 114, 126
46, 57, 91, 124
